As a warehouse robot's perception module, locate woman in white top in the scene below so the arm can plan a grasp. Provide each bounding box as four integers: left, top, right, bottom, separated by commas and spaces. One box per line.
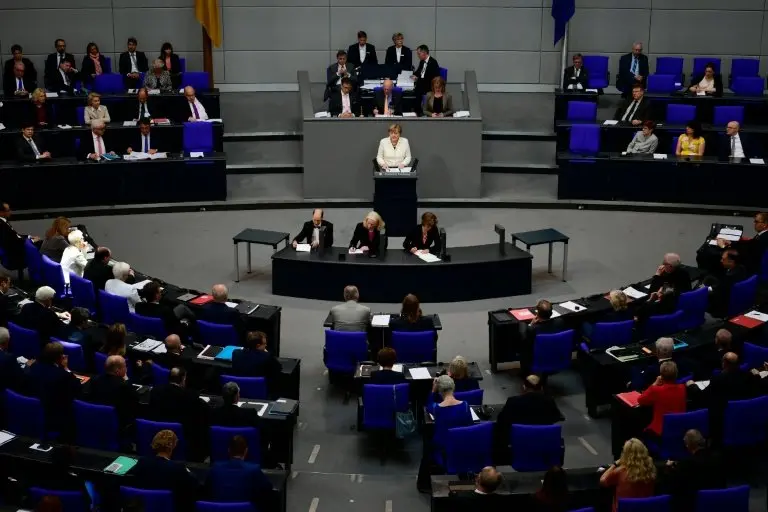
688, 62, 723, 97
376, 123, 411, 170
84, 92, 111, 125
60, 229, 89, 277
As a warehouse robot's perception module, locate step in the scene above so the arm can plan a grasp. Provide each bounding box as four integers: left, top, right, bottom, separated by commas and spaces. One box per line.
224, 140, 301, 167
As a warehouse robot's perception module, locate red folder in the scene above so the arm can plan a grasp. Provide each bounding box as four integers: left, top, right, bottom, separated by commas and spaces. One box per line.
509, 308, 535, 321
616, 391, 641, 408
729, 315, 765, 329
190, 294, 214, 306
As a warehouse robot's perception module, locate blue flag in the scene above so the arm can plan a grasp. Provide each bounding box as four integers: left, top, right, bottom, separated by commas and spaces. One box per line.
552, 0, 575, 44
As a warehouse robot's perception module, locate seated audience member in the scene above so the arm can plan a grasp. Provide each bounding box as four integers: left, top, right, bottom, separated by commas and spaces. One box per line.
182, 86, 209, 122
292, 208, 334, 249
637, 360, 687, 442
28, 342, 81, 435
26, 88, 55, 128
376, 123, 411, 170
119, 37, 149, 89
39, 217, 71, 262
4, 61, 36, 97
403, 211, 441, 255
385, 32, 413, 72
126, 118, 160, 155
664, 429, 724, 511
719, 121, 760, 160
676, 120, 706, 156
45, 39, 77, 85
704, 249, 747, 317
563, 53, 588, 91
450, 466, 504, 509
428, 355, 478, 407
0, 327, 26, 391
329, 285, 371, 332
16, 123, 52, 162
529, 466, 569, 512
634, 284, 678, 330
522, 299, 567, 375
151, 334, 194, 370
148, 367, 209, 449
583, 290, 632, 339
200, 284, 244, 333
132, 88, 156, 121
83, 246, 113, 291
0, 202, 40, 271
3, 44, 38, 83
429, 375, 473, 457
390, 294, 436, 333
600, 438, 656, 512
373, 79, 403, 117
46, 59, 78, 94
206, 435, 272, 506
210, 381, 260, 428
423, 76, 454, 118
636, 337, 691, 390
325, 50, 353, 101
159, 42, 182, 87
231, 330, 282, 381
498, 374, 562, 428
625, 121, 658, 154
699, 328, 737, 376
650, 252, 691, 297
60, 229, 89, 277
347, 30, 377, 68
612, 84, 649, 125
136, 282, 189, 337
80, 42, 108, 87
143, 59, 173, 92
716, 212, 768, 275
84, 92, 111, 125
616, 42, 649, 94
688, 62, 722, 96
349, 211, 386, 256
86, 354, 139, 429
371, 347, 406, 385
0, 275, 16, 327
131, 430, 199, 509
328, 77, 360, 118
100, 323, 128, 357
62, 307, 98, 358
105, 262, 141, 312
17, 286, 69, 342
78, 119, 117, 161
33, 446, 91, 509
412, 45, 440, 101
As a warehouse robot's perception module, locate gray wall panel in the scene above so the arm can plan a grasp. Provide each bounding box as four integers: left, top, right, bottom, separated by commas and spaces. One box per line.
224, 7, 330, 51
329, 8, 435, 51
331, 0, 433, 6
113, 8, 202, 53
224, 0, 328, 5
0, 10, 115, 56
437, 0, 541, 6
113, 0, 192, 6
225, 51, 329, 83
651, 0, 762, 9
437, 52, 541, 83
2, 0, 108, 7
539, 52, 561, 84
569, 9, 650, 54
649, 10, 762, 55
436, 8, 542, 51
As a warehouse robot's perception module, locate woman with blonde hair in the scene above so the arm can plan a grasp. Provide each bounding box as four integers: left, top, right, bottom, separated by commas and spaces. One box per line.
40, 217, 72, 262
423, 76, 454, 117
84, 92, 111, 125
27, 88, 54, 127
376, 123, 411, 170
60, 229, 90, 277
599, 438, 656, 512
349, 211, 386, 256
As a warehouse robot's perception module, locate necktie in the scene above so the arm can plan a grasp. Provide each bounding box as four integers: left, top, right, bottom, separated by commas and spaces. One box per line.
731, 136, 736, 157
17, 78, 22, 91
140, 104, 146, 118
62, 70, 69, 86
97, 137, 105, 156
58, 54, 62, 66
28, 138, 40, 157
192, 102, 200, 119
622, 100, 637, 122
143, 135, 149, 153
384, 95, 390, 115
631, 57, 638, 75
131, 53, 137, 70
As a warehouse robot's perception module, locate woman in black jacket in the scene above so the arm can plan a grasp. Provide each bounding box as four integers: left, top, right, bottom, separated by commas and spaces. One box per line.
389, 293, 435, 332
159, 42, 182, 88
349, 211, 385, 256
81, 42, 108, 87
403, 211, 441, 255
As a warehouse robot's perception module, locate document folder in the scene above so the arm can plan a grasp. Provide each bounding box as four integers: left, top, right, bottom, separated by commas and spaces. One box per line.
214, 346, 243, 361
104, 456, 138, 475
616, 391, 641, 408
190, 294, 214, 305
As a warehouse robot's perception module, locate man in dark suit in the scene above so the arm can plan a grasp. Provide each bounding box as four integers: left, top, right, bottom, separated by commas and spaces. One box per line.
85, 355, 139, 430
3, 45, 38, 85
45, 60, 78, 94
698, 328, 739, 378
200, 284, 245, 335
719, 121, 761, 160
521, 300, 566, 376
205, 435, 273, 506
563, 53, 589, 90
347, 31, 377, 69
0, 276, 19, 327
328, 77, 361, 118
292, 209, 334, 250
665, 429, 724, 510
370, 347, 406, 385
649, 253, 692, 298
151, 334, 198, 371
210, 381, 261, 428
385, 33, 413, 73
16, 123, 52, 163
0, 202, 39, 271
613, 84, 650, 125
3, 60, 37, 98
706, 249, 747, 317
727, 212, 768, 275
325, 50, 354, 101
495, 374, 562, 453
231, 331, 282, 384
77, 120, 117, 161
125, 87, 159, 122
373, 79, 403, 116
44, 39, 77, 87
125, 118, 162, 155
119, 37, 149, 89
16, 286, 68, 344
136, 283, 188, 337
617, 42, 649, 95
446, 467, 505, 511
83, 247, 113, 291
412, 45, 440, 104
27, 341, 81, 437
0, 326, 25, 392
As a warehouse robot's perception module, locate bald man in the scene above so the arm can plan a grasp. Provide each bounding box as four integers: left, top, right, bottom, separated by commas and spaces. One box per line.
87, 355, 139, 429
182, 86, 209, 122
719, 121, 760, 160
199, 284, 245, 336
292, 209, 334, 249
373, 79, 403, 116
152, 334, 195, 369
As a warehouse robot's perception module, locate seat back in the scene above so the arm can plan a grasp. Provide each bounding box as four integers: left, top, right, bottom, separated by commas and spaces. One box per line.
76, 106, 86, 125
693, 57, 721, 76
723, 395, 768, 446
183, 122, 214, 153
8, 321, 41, 359
5, 389, 45, 438
362, 383, 409, 430
730, 76, 764, 97
197, 320, 239, 347
24, 239, 44, 283
731, 58, 759, 78
120, 487, 173, 512
390, 330, 436, 363
743, 342, 768, 370
53, 339, 85, 372
219, 375, 267, 400
324, 330, 368, 374
453, 388, 483, 406
660, 409, 708, 460
439, 67, 448, 81
41, 255, 68, 298
181, 71, 210, 91
509, 424, 563, 471
136, 419, 186, 459
69, 273, 97, 315
581, 55, 608, 88
209, 426, 260, 463
103, 56, 113, 73
98, 290, 130, 325
568, 124, 600, 155
644, 310, 682, 340
713, 105, 744, 126
179, 57, 187, 73
73, 399, 119, 450
129, 312, 167, 340
590, 320, 634, 350
677, 287, 708, 330
671, 136, 679, 154
647, 74, 676, 93
760, 250, 768, 283
29, 487, 88, 512
445, 422, 493, 474
665, 104, 696, 125
196, 502, 255, 512
93, 73, 124, 94
566, 101, 597, 122
150, 363, 171, 385
93, 351, 108, 374
617, 495, 671, 512
655, 57, 684, 83
531, 330, 574, 374
728, 275, 758, 316
695, 485, 750, 512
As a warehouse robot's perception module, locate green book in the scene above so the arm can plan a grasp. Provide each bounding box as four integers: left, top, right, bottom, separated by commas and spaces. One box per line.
104, 456, 138, 475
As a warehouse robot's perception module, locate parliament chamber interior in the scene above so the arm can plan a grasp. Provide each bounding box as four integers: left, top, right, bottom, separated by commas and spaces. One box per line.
3, 0, 768, 511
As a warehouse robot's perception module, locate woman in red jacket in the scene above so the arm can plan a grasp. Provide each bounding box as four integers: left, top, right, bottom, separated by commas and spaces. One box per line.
637, 360, 687, 441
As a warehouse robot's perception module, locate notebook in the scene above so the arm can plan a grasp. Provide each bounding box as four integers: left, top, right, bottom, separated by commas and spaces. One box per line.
177, 292, 199, 302
729, 314, 765, 329
198, 345, 224, 360
616, 391, 641, 408
509, 308, 534, 321
214, 346, 243, 361
132, 339, 163, 352
268, 398, 298, 416
236, 301, 260, 315
104, 456, 138, 475
189, 294, 214, 305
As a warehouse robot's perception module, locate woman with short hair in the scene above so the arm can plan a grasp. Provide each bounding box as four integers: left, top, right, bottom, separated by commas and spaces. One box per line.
376, 123, 411, 170
348, 211, 386, 256
625, 121, 658, 154
403, 211, 441, 255
143, 59, 173, 92
27, 88, 54, 127
60, 229, 89, 277
84, 92, 111, 125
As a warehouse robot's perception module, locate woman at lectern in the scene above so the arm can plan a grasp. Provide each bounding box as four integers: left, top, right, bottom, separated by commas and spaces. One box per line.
376, 123, 411, 171
349, 211, 385, 256
403, 211, 441, 255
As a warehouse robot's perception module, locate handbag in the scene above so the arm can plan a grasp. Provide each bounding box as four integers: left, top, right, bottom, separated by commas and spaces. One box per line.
394, 385, 415, 439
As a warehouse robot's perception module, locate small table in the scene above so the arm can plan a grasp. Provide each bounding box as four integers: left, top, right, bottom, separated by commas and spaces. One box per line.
511, 228, 569, 281
233, 229, 290, 282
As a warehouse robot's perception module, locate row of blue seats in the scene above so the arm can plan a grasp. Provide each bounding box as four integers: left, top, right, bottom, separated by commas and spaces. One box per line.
566, 101, 748, 126
84, 70, 211, 95
324, 329, 436, 373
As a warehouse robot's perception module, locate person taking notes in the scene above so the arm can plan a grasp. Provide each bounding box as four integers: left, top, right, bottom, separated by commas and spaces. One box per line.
403, 212, 441, 255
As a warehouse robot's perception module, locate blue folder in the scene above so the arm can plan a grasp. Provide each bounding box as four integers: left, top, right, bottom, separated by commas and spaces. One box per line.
214, 346, 243, 361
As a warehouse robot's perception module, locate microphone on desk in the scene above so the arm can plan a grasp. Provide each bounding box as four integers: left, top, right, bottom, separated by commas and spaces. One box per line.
439, 228, 449, 261
318, 226, 327, 256
494, 224, 506, 255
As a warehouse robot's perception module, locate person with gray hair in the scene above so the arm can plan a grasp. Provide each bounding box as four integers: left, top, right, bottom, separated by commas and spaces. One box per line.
328, 285, 371, 332
16, 285, 69, 342
60, 229, 90, 277
105, 262, 141, 312
0, 326, 25, 391
638, 360, 686, 440
210, 380, 262, 432
142, 58, 173, 92
80, 118, 117, 161
199, 284, 245, 336
650, 252, 691, 299
427, 375, 473, 469
637, 337, 692, 390
86, 354, 139, 429
665, 429, 724, 504
617, 41, 648, 95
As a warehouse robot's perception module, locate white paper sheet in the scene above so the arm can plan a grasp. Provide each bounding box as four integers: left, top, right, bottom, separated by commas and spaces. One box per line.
57, 124, 72, 129
696, 380, 710, 390
124, 152, 150, 161
123, 121, 137, 127
750, 158, 765, 165
585, 88, 598, 93
402, 112, 417, 117
46, 92, 59, 98
452, 111, 470, 118
0, 123, 5, 131
417, 253, 441, 263
391, 364, 404, 373
549, 309, 562, 318
314, 111, 330, 118
349, 248, 365, 254
200, 396, 211, 403
470, 408, 480, 422
189, 152, 205, 158
384, 167, 412, 173
133, 339, 162, 352
559, 301, 586, 313
237, 401, 269, 417
17, 299, 32, 307
203, 118, 223, 123
372, 314, 390, 327
295, 243, 311, 252
696, 91, 706, 96
151, 344, 167, 354
147, 89, 161, 95
719, 228, 741, 237
622, 286, 648, 299
653, 153, 668, 160
408, 367, 432, 380
603, 120, 619, 126
760, 371, 768, 379
225, 301, 238, 308
0, 430, 15, 447
745, 310, 768, 322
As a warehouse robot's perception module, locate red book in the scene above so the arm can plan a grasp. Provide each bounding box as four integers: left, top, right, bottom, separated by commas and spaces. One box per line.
190, 294, 214, 306
729, 315, 765, 329
509, 308, 535, 321
616, 391, 641, 408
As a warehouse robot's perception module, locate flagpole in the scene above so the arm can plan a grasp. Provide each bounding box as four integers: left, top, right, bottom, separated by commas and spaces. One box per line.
559, 23, 569, 89
202, 27, 214, 88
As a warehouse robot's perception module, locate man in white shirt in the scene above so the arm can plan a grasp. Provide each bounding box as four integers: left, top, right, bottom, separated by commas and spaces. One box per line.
329, 78, 359, 118
81, 120, 117, 161
347, 31, 378, 69
126, 119, 158, 155
105, 262, 141, 312
183, 86, 209, 122
720, 121, 760, 161
16, 123, 52, 162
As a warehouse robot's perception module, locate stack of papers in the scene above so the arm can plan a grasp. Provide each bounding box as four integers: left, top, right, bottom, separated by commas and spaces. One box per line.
391, 364, 404, 373
151, 344, 167, 354
225, 301, 239, 308
408, 367, 432, 380
57, 124, 72, 129
559, 301, 586, 313
750, 158, 765, 165
123, 121, 137, 127
717, 228, 742, 241
189, 152, 205, 158
622, 286, 648, 299
128, 89, 138, 94
314, 111, 330, 118
147, 89, 161, 95
745, 310, 768, 322
653, 154, 668, 160
416, 253, 441, 263
203, 118, 223, 123
585, 88, 599, 93
133, 339, 162, 352
349, 248, 365, 254
372, 314, 390, 327
123, 152, 168, 161
695, 380, 710, 390
402, 112, 417, 117
453, 111, 470, 118
0, 123, 5, 131
383, 167, 412, 173
602, 120, 619, 126
295, 243, 311, 252
45, 92, 59, 98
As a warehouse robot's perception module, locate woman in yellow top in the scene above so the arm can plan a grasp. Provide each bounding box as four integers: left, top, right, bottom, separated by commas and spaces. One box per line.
675, 121, 705, 156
